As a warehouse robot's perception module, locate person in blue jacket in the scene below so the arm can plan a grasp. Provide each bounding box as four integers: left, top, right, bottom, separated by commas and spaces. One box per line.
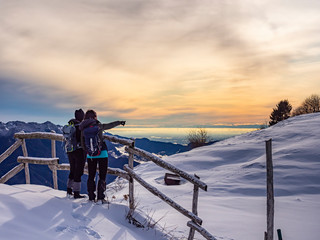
79, 109, 125, 203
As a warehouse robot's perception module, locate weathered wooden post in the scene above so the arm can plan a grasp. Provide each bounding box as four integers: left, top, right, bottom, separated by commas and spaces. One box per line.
128, 139, 135, 212
21, 138, 30, 184
51, 130, 58, 189
265, 139, 274, 240
188, 174, 200, 240
51, 130, 56, 158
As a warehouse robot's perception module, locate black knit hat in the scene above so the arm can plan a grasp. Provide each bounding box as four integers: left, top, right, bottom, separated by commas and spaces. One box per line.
75, 109, 84, 121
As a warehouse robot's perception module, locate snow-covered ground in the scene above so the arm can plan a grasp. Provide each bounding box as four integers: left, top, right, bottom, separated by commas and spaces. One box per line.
1, 113, 320, 239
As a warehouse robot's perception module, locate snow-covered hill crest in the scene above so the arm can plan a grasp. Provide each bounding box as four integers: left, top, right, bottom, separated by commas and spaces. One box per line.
151, 112, 320, 197
0, 113, 319, 240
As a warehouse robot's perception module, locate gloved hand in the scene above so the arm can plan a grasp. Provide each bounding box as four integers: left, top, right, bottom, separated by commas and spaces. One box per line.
120, 121, 126, 126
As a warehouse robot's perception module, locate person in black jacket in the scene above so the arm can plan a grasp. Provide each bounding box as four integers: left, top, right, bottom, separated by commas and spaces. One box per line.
79, 109, 125, 203
66, 109, 86, 199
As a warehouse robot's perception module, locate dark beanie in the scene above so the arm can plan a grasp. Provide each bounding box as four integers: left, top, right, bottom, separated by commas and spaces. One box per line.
75, 109, 84, 121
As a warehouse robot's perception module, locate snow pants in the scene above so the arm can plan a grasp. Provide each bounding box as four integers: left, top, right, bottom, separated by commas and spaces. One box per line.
87, 157, 108, 200
67, 148, 86, 192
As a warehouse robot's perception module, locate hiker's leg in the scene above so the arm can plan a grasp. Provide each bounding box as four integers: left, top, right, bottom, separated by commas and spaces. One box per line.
97, 157, 108, 200
87, 158, 97, 200
73, 149, 86, 198
67, 152, 76, 194
74, 149, 86, 182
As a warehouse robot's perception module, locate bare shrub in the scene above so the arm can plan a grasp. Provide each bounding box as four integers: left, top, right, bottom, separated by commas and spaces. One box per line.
292, 94, 320, 116
187, 128, 210, 149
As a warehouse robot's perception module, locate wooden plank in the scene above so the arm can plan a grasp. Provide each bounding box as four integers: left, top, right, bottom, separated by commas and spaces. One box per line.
124, 164, 203, 225
0, 163, 24, 184
104, 135, 134, 147
56, 164, 130, 180
15, 132, 134, 145
126, 146, 207, 191
266, 139, 274, 240
17, 156, 59, 165
187, 221, 217, 240
0, 139, 22, 164
14, 132, 64, 141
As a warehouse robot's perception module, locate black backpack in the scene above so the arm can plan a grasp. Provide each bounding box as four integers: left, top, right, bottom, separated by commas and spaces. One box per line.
83, 125, 102, 156
62, 123, 79, 153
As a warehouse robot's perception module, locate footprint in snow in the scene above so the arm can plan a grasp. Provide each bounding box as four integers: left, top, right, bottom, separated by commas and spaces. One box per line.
79, 226, 101, 239
55, 225, 101, 239
71, 212, 91, 222
72, 202, 81, 209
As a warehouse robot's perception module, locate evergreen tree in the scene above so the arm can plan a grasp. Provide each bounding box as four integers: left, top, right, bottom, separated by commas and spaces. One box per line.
269, 100, 292, 126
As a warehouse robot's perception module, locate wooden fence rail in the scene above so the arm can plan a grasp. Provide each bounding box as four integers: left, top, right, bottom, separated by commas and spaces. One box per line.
0, 139, 22, 164
14, 132, 64, 141
125, 146, 208, 191
0, 163, 24, 184
187, 221, 217, 240
124, 164, 203, 225
1, 131, 213, 240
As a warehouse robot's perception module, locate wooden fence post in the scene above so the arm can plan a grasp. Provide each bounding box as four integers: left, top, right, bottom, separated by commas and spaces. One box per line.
128, 139, 135, 212
50, 130, 58, 189
51, 130, 56, 158
21, 138, 30, 184
52, 164, 58, 189
266, 139, 274, 240
188, 174, 200, 240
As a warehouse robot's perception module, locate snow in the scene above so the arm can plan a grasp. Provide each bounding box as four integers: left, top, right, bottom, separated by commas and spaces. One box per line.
1, 113, 320, 239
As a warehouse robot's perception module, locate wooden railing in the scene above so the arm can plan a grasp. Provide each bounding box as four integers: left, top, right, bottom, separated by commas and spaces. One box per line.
0, 131, 215, 240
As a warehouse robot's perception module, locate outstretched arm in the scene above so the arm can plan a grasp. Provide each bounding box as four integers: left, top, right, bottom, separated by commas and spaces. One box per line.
100, 121, 125, 130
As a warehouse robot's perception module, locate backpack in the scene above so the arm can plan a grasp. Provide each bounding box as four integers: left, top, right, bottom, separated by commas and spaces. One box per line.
83, 125, 102, 157
62, 123, 79, 153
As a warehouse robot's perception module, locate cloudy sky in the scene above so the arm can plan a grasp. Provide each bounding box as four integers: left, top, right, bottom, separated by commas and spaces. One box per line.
1, 0, 319, 127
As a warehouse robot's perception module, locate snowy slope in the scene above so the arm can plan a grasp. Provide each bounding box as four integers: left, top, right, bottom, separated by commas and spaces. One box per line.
0, 113, 320, 240
114, 113, 320, 239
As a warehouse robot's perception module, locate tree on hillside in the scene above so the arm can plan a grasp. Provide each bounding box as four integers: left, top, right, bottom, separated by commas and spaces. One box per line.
187, 128, 210, 149
292, 94, 320, 116
269, 99, 292, 126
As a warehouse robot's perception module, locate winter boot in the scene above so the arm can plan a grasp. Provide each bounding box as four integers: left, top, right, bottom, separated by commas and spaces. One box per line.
67, 188, 73, 195
67, 178, 74, 197
74, 191, 85, 199
88, 192, 96, 201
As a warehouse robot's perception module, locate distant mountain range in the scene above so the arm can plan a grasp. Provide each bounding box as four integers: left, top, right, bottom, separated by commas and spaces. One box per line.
0, 121, 190, 193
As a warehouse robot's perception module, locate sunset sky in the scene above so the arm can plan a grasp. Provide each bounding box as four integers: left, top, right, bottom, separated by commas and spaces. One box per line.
1, 0, 319, 127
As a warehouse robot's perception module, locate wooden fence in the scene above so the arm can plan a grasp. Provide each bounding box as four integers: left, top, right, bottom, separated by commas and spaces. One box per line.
0, 131, 215, 240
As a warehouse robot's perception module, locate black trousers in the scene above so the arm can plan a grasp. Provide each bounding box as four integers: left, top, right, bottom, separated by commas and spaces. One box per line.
87, 157, 108, 200
67, 148, 86, 183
